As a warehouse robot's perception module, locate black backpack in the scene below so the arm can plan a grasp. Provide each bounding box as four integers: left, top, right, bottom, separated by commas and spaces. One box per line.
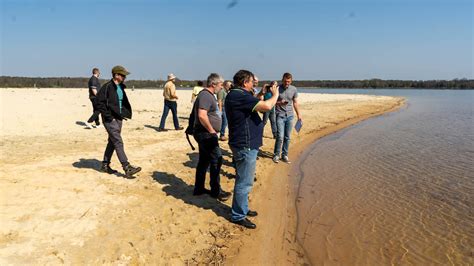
185, 89, 213, 150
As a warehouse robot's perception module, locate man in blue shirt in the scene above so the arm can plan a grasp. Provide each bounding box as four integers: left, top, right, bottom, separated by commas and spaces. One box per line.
225, 70, 279, 229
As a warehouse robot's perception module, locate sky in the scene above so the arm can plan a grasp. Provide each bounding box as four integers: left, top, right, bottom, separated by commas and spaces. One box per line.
1, 0, 473, 80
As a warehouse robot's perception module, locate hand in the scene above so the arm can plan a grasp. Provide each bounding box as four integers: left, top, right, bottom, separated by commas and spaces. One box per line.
269, 82, 279, 96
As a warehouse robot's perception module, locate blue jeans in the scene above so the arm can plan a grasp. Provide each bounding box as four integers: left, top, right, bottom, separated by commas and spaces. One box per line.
230, 147, 258, 221
220, 107, 227, 137
159, 100, 180, 129
274, 115, 294, 157
262, 108, 277, 138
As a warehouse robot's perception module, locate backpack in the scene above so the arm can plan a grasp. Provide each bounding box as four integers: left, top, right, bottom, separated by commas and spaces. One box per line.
185, 89, 214, 150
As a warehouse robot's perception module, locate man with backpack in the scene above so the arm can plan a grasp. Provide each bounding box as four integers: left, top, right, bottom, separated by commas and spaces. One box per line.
192, 73, 231, 201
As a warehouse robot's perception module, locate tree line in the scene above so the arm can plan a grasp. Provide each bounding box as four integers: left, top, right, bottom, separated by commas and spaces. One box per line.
0, 76, 472, 89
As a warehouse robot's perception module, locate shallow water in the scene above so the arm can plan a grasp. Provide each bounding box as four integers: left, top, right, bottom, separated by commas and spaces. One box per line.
294, 89, 474, 265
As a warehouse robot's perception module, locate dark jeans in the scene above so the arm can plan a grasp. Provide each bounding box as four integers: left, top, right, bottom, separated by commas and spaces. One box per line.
194, 133, 223, 197
159, 100, 180, 129
87, 98, 100, 125
262, 108, 277, 138
103, 119, 128, 167
220, 107, 227, 137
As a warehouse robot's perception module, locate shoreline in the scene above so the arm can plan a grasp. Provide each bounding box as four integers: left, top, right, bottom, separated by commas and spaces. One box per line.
225, 97, 406, 264
0, 88, 404, 264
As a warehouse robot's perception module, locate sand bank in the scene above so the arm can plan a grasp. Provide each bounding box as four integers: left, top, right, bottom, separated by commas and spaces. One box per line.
0, 88, 403, 264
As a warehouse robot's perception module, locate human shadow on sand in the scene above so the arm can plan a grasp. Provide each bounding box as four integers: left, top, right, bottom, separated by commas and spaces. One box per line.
152, 171, 231, 220
144, 124, 162, 132
183, 152, 236, 179
72, 158, 125, 177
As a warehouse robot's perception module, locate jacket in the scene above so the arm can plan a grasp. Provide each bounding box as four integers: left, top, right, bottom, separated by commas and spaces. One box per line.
96, 79, 132, 122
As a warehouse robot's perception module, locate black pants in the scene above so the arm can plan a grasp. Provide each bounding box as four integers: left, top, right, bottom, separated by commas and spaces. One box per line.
103, 119, 128, 167
194, 133, 223, 197
87, 98, 101, 125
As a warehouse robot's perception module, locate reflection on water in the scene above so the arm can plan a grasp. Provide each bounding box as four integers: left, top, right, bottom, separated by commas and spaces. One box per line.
294, 90, 474, 265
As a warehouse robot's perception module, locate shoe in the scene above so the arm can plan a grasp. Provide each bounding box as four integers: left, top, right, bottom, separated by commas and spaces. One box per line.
282, 155, 291, 164
219, 135, 228, 141
193, 188, 211, 196
272, 156, 280, 163
231, 218, 256, 229
175, 126, 184, 130
247, 210, 258, 217
212, 190, 232, 202
157, 128, 168, 132
95, 124, 102, 128
100, 162, 118, 174
84, 122, 93, 129
123, 164, 141, 178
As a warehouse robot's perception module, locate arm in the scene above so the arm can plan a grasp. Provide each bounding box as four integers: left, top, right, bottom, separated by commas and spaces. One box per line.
254, 83, 279, 112
191, 94, 197, 103
95, 84, 113, 122
171, 84, 179, 100
218, 99, 224, 112
293, 97, 302, 121
198, 108, 217, 134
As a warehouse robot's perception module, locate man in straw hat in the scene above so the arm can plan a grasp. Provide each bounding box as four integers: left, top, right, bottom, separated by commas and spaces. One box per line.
96, 65, 142, 179
158, 73, 183, 131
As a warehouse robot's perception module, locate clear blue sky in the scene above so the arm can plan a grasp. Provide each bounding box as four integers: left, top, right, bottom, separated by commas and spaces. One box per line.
1, 0, 472, 80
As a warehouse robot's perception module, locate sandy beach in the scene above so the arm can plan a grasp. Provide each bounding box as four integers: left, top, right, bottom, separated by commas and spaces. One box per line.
0, 88, 404, 264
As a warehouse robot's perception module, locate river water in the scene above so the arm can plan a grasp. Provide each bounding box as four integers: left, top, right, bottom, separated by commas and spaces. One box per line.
293, 89, 473, 265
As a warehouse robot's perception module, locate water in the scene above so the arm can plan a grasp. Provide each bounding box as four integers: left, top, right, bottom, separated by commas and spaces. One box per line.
294, 89, 474, 265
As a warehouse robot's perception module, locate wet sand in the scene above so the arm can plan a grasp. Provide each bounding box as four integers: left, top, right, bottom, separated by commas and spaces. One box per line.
0, 88, 403, 264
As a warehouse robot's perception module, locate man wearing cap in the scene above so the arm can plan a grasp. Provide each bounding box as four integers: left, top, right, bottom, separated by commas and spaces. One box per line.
158, 73, 183, 131
96, 65, 142, 178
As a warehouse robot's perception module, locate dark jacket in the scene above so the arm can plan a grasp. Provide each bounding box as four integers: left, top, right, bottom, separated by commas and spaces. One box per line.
96, 79, 132, 123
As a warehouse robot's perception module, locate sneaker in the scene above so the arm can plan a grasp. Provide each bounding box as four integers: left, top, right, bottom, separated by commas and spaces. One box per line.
84, 122, 93, 129
95, 124, 102, 128
123, 164, 141, 178
100, 163, 118, 174
231, 218, 256, 229
212, 190, 232, 202
282, 155, 291, 164
272, 155, 280, 163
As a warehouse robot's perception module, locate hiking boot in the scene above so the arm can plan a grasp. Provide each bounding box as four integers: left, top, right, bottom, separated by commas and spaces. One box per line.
100, 162, 118, 174
272, 155, 280, 163
123, 164, 141, 178
282, 155, 291, 164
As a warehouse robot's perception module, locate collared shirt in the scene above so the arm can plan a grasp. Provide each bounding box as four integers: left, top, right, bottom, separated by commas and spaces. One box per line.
163, 81, 177, 101
275, 84, 298, 116
225, 88, 263, 150
192, 86, 204, 97
194, 89, 222, 132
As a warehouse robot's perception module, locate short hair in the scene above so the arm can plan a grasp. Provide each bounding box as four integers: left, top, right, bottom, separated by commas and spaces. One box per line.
233, 70, 254, 87
197, 81, 203, 86
224, 80, 232, 87
282, 72, 292, 80
92, 68, 99, 74
206, 73, 224, 87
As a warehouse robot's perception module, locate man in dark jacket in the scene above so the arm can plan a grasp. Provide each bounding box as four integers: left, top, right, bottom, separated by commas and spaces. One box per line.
96, 65, 141, 178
